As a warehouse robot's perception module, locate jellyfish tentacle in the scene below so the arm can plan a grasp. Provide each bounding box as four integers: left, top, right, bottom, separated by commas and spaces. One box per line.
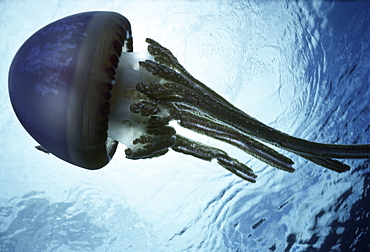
172, 134, 257, 183
146, 38, 191, 77
177, 110, 351, 172
125, 128, 176, 159
125, 97, 257, 181
175, 106, 353, 173
135, 81, 295, 171
139, 61, 191, 86
143, 39, 370, 160
130, 100, 161, 116
135, 81, 187, 101
122, 38, 369, 181
145, 38, 252, 107
125, 99, 177, 159
175, 110, 296, 173
170, 101, 350, 173
297, 154, 350, 173
133, 80, 361, 172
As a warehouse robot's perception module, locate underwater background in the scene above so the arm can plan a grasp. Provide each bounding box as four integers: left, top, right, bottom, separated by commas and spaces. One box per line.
0, 0, 369, 251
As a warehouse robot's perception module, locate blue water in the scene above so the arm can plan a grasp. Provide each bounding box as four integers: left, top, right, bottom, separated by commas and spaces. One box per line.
0, 1, 369, 251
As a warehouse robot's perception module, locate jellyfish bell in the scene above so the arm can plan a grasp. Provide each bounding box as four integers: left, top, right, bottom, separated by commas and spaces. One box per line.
8, 11, 370, 182
8, 11, 129, 169
8, 11, 161, 169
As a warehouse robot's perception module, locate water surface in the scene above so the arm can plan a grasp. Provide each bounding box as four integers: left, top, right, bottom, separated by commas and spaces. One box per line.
0, 1, 369, 251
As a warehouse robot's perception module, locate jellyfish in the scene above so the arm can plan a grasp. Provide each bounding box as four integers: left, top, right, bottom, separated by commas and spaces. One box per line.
8, 11, 370, 182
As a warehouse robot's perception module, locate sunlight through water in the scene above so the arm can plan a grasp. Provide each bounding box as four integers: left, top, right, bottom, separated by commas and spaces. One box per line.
1, 1, 369, 251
